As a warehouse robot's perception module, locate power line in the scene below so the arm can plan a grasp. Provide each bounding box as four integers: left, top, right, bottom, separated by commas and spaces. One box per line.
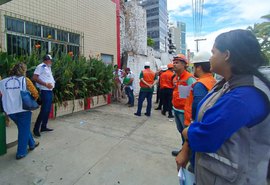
192, 0, 204, 37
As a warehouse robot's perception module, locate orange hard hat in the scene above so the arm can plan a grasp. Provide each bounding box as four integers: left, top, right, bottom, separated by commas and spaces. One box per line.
173, 54, 187, 63
167, 63, 174, 69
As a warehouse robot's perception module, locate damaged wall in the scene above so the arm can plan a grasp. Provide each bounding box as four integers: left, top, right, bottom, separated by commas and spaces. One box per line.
122, 0, 147, 56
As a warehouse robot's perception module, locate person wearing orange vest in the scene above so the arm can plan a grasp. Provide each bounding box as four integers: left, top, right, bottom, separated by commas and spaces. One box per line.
182, 51, 217, 170
155, 65, 168, 110
184, 51, 216, 126
134, 61, 158, 117
159, 63, 175, 118
171, 54, 196, 156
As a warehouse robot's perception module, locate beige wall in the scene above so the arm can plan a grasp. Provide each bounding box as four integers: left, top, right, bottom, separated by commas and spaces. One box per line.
0, 0, 117, 62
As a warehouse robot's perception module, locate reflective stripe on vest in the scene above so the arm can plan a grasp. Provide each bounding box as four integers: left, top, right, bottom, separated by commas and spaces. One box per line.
206, 153, 238, 169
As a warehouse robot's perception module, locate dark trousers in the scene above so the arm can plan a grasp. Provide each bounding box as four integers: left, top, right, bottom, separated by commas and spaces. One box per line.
161, 88, 173, 116
135, 91, 153, 116
156, 85, 160, 103
125, 86, 134, 106
33, 90, 53, 131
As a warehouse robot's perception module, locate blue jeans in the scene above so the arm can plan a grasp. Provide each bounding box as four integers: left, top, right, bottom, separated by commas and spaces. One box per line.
125, 86, 134, 106
135, 91, 153, 116
34, 90, 53, 131
9, 111, 35, 157
174, 110, 185, 144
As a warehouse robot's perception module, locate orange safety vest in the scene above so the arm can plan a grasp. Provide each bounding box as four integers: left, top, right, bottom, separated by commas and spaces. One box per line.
159, 70, 174, 89
172, 70, 195, 110
139, 69, 155, 88
184, 73, 216, 126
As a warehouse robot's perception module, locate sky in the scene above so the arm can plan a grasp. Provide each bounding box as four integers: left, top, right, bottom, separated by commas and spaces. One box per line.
167, 0, 270, 53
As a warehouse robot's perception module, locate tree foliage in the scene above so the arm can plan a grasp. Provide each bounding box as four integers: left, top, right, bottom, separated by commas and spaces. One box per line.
247, 14, 270, 65
0, 52, 114, 105
147, 37, 155, 47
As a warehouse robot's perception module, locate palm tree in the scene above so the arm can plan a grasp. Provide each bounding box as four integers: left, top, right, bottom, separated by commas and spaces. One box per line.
247, 14, 270, 65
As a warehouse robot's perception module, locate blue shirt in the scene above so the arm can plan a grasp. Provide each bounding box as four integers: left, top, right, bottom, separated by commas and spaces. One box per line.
188, 86, 270, 153
192, 82, 208, 120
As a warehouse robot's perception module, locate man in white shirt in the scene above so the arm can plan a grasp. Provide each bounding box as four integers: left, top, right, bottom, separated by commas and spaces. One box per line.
123, 68, 135, 107
32, 54, 55, 137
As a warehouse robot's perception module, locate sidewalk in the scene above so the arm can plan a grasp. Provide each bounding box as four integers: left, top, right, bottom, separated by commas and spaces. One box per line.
0, 102, 180, 185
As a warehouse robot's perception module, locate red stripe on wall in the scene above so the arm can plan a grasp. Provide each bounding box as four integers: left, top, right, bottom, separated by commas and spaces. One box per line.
112, 0, 121, 67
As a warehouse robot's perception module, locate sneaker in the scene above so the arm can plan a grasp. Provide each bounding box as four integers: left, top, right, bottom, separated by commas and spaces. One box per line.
161, 111, 166, 116
168, 115, 174, 118
41, 128, 54, 132
134, 113, 141, 116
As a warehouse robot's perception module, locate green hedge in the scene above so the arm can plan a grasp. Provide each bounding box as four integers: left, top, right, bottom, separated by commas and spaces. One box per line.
0, 51, 114, 104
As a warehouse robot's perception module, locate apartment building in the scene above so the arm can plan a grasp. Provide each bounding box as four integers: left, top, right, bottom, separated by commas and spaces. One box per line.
140, 0, 168, 52
169, 21, 186, 55
0, 0, 119, 64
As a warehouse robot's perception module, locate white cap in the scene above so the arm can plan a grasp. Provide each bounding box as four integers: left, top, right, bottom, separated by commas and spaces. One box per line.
144, 61, 151, 66
191, 51, 211, 64
160, 65, 168, 71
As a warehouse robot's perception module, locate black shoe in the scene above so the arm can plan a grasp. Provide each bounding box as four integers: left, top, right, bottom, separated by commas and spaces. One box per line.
33, 130, 41, 137
144, 113, 150, 117
155, 107, 161, 110
171, 150, 180, 156
134, 113, 141, 116
161, 111, 166, 116
41, 128, 54, 132
168, 115, 174, 118
128, 105, 134, 107
29, 141, 40, 151
16, 155, 26, 160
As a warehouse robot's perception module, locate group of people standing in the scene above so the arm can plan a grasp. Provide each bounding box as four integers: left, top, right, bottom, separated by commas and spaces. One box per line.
116, 29, 270, 185
175, 29, 270, 185
0, 54, 55, 159
113, 65, 135, 107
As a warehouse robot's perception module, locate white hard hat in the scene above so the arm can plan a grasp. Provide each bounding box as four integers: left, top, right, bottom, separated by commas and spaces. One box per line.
144, 61, 151, 66
160, 65, 168, 71
191, 51, 211, 64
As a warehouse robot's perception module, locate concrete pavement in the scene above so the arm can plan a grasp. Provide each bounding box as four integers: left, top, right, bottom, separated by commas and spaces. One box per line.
0, 102, 180, 185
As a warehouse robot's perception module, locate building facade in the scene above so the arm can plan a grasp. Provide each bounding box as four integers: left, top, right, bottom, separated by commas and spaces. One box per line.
140, 0, 168, 52
168, 21, 186, 55
0, 0, 118, 64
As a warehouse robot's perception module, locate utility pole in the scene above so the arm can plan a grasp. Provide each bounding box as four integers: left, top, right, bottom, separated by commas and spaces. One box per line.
194, 38, 206, 52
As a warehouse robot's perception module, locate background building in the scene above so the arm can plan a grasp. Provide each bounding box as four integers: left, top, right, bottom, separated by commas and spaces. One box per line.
0, 0, 119, 64
168, 21, 186, 55
140, 0, 168, 52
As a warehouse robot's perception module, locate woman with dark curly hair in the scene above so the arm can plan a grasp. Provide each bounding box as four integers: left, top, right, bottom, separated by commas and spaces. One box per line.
176, 29, 270, 185
0, 62, 39, 159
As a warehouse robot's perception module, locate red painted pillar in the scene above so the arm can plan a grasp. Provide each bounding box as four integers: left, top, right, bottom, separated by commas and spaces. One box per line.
112, 0, 121, 67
